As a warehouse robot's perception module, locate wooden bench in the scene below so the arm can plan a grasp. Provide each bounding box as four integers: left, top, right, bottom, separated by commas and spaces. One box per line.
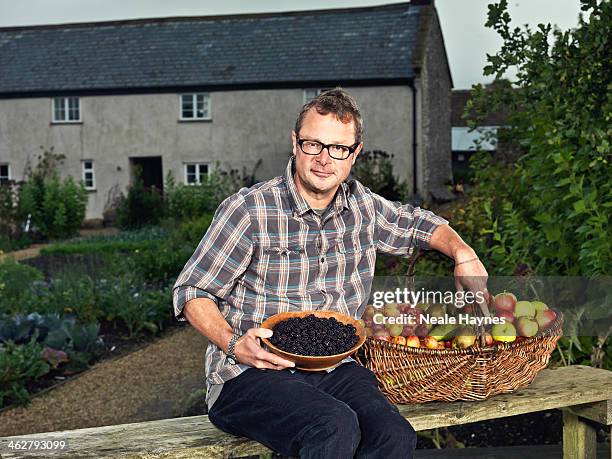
1, 365, 610, 458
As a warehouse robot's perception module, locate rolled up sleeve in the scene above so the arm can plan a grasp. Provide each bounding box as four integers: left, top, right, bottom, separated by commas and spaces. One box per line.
172, 194, 253, 321
373, 193, 448, 256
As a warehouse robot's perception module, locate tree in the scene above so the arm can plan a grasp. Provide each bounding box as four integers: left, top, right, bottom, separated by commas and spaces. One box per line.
462, 0, 610, 275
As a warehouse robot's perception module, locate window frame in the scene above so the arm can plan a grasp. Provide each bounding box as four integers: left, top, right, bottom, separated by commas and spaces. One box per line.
179, 93, 212, 121
81, 160, 96, 190
52, 97, 81, 123
183, 163, 210, 185
303, 88, 331, 104
0, 163, 10, 184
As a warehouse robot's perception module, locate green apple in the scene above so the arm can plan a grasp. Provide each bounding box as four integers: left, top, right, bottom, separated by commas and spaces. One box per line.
514, 300, 536, 318
515, 316, 539, 337
386, 323, 404, 336
532, 301, 549, 314
491, 322, 517, 343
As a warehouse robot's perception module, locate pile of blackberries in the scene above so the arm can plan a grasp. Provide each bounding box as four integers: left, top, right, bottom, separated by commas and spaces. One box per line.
269, 314, 359, 356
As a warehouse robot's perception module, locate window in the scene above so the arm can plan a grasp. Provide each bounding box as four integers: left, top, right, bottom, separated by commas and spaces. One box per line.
303, 88, 331, 104
82, 160, 95, 190
184, 163, 209, 185
0, 164, 10, 184
52, 97, 81, 122
180, 94, 211, 120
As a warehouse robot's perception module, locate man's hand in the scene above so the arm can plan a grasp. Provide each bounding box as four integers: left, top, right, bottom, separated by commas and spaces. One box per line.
430, 225, 491, 317
234, 328, 296, 370
454, 246, 490, 317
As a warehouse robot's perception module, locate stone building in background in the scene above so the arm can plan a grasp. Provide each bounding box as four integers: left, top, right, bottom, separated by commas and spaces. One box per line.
0, 1, 452, 221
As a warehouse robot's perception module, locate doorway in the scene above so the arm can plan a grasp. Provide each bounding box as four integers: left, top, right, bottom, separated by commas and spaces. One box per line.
129, 157, 163, 192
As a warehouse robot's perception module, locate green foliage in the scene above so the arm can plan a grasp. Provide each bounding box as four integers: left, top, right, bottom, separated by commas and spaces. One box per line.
351, 150, 409, 202
164, 168, 247, 220
458, 0, 611, 276
176, 214, 214, 245
0, 183, 20, 242
0, 338, 50, 408
0, 258, 44, 313
116, 172, 165, 229
18, 150, 88, 240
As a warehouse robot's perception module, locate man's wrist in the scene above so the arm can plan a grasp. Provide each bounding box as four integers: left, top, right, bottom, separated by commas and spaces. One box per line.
452, 244, 477, 264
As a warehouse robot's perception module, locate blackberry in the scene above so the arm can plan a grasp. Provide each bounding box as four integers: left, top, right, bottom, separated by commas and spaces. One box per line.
269, 314, 359, 356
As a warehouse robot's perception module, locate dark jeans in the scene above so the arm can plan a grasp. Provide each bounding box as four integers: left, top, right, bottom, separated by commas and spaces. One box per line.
207, 362, 416, 458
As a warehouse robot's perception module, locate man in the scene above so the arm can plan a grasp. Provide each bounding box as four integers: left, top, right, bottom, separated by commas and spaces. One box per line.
173, 88, 488, 458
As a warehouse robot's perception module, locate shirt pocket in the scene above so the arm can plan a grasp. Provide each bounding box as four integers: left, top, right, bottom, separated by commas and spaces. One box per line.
254, 236, 308, 295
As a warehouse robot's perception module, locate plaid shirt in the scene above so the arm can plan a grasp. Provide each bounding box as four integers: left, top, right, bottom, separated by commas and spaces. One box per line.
173, 156, 448, 403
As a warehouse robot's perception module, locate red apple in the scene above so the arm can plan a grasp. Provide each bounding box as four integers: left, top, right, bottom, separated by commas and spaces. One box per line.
373, 328, 391, 341
401, 324, 415, 337
484, 333, 494, 346
536, 309, 557, 330
494, 292, 517, 313
516, 316, 539, 337
496, 310, 515, 324
391, 336, 406, 346
415, 324, 429, 338
405, 335, 421, 348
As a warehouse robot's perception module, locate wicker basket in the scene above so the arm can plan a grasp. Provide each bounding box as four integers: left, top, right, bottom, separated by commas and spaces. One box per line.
355, 310, 563, 404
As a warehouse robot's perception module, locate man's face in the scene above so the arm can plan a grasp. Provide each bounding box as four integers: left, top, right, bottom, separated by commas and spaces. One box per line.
291, 109, 362, 201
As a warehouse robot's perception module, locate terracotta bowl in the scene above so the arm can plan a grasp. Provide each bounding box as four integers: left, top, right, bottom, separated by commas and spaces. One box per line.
260, 310, 366, 371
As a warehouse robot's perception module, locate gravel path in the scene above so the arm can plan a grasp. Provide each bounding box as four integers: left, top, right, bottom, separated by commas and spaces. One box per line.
0, 325, 208, 437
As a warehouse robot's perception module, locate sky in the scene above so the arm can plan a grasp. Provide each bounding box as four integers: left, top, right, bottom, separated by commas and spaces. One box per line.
0, 0, 582, 89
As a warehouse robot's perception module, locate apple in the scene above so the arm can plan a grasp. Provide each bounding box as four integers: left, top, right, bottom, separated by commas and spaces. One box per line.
491, 322, 517, 343
494, 292, 517, 313
405, 335, 421, 348
365, 327, 374, 337
415, 324, 429, 338
391, 336, 406, 346
514, 300, 536, 318
383, 303, 401, 317
398, 303, 414, 314
358, 319, 366, 329
373, 328, 391, 341
532, 301, 549, 314
484, 333, 494, 346
387, 323, 404, 337
424, 336, 440, 349
515, 316, 539, 337
363, 305, 376, 320
426, 304, 446, 320
453, 326, 477, 349
401, 324, 415, 337
496, 310, 515, 324
536, 309, 557, 330
444, 340, 452, 349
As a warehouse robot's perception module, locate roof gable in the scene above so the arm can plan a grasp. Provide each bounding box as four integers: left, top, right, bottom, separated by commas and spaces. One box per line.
0, 3, 425, 96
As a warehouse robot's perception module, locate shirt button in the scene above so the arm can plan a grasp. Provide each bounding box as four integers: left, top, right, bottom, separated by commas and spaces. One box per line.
320, 257, 325, 263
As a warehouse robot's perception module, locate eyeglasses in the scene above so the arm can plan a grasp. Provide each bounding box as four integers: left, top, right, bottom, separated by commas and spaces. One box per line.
296, 137, 359, 160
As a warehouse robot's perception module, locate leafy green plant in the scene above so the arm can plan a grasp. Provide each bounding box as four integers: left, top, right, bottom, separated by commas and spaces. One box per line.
0, 338, 50, 408
350, 150, 409, 202
0, 258, 44, 313
18, 149, 88, 240
116, 170, 165, 229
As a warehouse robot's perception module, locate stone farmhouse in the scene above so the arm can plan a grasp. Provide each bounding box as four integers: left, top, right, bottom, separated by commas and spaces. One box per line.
0, 0, 452, 220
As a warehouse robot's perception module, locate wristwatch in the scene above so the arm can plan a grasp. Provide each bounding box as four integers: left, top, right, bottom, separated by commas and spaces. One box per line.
226, 333, 240, 365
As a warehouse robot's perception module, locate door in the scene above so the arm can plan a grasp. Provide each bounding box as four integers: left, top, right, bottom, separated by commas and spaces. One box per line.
130, 156, 163, 192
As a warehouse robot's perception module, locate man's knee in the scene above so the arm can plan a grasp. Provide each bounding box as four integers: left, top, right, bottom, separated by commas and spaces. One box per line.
301, 402, 361, 455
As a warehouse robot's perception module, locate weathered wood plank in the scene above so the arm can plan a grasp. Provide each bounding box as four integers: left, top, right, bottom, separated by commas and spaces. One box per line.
562, 410, 597, 459
567, 400, 612, 425
0, 365, 610, 458
398, 365, 612, 431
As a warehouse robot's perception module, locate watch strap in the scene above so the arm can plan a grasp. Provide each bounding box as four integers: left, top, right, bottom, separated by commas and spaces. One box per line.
226, 333, 240, 364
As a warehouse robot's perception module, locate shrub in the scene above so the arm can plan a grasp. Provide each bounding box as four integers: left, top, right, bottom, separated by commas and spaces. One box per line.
0, 259, 44, 313
116, 173, 165, 229
350, 150, 409, 202
18, 150, 87, 240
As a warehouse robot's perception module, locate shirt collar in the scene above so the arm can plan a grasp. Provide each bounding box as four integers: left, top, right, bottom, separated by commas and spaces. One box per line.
284, 155, 350, 217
